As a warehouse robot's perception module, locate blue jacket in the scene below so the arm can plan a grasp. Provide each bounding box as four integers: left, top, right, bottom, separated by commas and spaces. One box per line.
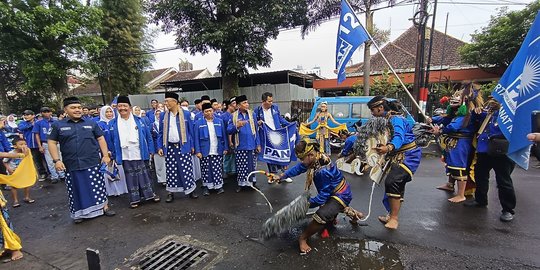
227, 110, 260, 151
0, 131, 12, 152
340, 135, 357, 156
388, 114, 422, 174
32, 117, 55, 143
157, 110, 194, 155
108, 115, 155, 164
254, 104, 289, 130
18, 120, 38, 148
284, 161, 352, 208
194, 117, 229, 157
97, 121, 114, 151
475, 111, 504, 154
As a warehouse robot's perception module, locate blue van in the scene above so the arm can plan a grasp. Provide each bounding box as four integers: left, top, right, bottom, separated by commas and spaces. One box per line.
307, 96, 416, 132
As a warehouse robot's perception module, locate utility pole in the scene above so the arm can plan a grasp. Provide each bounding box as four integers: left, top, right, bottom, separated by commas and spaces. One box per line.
412, 0, 429, 119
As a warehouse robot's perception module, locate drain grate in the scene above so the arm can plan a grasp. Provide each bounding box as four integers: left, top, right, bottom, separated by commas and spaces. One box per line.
139, 241, 208, 270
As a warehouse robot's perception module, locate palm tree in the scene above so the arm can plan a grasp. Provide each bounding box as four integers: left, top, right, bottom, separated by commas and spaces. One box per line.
301, 0, 395, 95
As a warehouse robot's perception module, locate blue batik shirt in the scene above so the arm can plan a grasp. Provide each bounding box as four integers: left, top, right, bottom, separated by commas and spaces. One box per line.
48, 117, 104, 172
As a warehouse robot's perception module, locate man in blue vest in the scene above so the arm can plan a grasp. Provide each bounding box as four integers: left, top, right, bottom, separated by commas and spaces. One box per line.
157, 92, 198, 202
194, 103, 229, 195
254, 92, 292, 183
227, 95, 261, 192
108, 96, 160, 208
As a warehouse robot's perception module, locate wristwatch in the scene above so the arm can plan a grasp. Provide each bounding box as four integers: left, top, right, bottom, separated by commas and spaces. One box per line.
53, 159, 61, 164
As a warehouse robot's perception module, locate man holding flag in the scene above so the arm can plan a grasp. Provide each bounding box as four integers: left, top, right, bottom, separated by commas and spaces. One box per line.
464, 11, 540, 221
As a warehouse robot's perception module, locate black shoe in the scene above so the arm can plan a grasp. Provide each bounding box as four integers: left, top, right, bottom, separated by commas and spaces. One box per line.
74, 218, 84, 224
464, 200, 487, 208
166, 193, 174, 203
236, 186, 242, 193
251, 182, 258, 189
59, 177, 66, 182
217, 188, 224, 194
103, 209, 116, 217
202, 187, 210, 196
189, 192, 199, 199
500, 211, 514, 222
51, 178, 59, 184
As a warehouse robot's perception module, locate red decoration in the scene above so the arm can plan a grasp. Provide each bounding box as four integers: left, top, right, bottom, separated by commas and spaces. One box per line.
439, 96, 449, 105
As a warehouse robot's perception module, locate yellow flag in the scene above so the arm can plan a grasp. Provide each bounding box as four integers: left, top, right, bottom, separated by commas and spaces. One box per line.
0, 153, 37, 188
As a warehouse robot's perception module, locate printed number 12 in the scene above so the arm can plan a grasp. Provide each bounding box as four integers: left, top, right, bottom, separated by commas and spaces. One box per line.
339, 13, 360, 35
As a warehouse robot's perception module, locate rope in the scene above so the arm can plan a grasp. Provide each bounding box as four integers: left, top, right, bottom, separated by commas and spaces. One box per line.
246, 170, 274, 213
359, 181, 377, 222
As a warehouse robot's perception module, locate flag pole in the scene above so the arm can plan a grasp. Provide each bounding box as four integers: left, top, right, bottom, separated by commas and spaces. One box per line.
344, 0, 428, 120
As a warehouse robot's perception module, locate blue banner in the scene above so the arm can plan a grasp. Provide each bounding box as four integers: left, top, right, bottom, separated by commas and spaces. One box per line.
259, 123, 297, 166
336, 0, 370, 84
492, 11, 540, 169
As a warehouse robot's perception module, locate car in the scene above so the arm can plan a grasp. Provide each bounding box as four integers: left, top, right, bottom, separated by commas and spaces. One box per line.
306, 96, 416, 132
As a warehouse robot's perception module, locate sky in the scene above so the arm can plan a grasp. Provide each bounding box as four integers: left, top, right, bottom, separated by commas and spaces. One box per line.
149, 0, 533, 78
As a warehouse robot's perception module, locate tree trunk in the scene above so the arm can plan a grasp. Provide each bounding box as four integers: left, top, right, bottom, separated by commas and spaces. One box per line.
220, 50, 239, 99
363, 10, 374, 96
222, 73, 239, 100
0, 84, 9, 114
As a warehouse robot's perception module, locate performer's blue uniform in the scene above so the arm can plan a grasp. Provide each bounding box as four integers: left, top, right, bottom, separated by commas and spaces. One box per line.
284, 160, 352, 224
433, 115, 475, 178
384, 114, 421, 201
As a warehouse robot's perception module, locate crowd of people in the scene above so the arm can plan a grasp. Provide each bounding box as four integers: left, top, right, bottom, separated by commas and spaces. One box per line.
1, 86, 539, 260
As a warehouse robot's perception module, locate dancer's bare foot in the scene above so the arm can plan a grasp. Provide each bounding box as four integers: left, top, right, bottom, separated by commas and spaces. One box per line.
378, 215, 390, 224
3, 250, 23, 263
298, 239, 312, 255
448, 195, 466, 203
385, 218, 399, 229
436, 183, 454, 192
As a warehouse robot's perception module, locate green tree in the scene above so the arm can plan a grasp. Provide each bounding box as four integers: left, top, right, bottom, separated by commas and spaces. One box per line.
98, 0, 154, 101
148, 0, 309, 99
0, 0, 106, 111
350, 70, 409, 97
301, 0, 395, 96
460, 1, 540, 69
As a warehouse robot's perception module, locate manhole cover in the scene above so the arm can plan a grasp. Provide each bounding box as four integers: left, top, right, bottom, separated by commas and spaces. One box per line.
139, 241, 207, 270
122, 235, 226, 270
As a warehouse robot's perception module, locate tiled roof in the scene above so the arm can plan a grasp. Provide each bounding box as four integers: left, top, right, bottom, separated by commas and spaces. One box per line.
72, 80, 100, 95
163, 69, 207, 82
346, 26, 468, 74
142, 68, 169, 84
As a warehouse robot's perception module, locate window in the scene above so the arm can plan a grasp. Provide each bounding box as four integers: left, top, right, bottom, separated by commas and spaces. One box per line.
352, 103, 371, 118
328, 104, 349, 119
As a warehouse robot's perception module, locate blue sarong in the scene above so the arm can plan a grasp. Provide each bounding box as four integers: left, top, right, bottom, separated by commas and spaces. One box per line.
65, 164, 108, 219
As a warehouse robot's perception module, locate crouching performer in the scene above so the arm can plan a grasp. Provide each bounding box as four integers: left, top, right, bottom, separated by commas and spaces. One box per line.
367, 96, 422, 230
272, 138, 363, 255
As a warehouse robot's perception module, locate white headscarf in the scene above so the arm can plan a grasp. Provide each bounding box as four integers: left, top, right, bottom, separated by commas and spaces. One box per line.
100, 106, 114, 123
133, 106, 142, 117
7, 114, 17, 129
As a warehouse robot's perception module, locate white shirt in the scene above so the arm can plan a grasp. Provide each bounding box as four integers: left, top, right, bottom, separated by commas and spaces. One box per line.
263, 107, 276, 130
118, 115, 141, 161
207, 120, 218, 155
168, 112, 180, 143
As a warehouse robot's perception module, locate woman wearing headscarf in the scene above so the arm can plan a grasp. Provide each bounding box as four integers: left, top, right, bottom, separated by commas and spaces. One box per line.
4, 115, 18, 134
98, 106, 128, 197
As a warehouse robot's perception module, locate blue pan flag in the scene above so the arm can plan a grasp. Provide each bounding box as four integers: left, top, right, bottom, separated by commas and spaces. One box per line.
492, 11, 540, 169
259, 123, 298, 166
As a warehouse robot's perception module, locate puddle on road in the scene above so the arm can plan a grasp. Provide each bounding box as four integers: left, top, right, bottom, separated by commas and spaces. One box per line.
315, 238, 403, 270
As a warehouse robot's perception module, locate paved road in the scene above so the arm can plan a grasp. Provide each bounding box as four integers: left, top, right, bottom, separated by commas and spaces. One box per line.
3, 155, 540, 269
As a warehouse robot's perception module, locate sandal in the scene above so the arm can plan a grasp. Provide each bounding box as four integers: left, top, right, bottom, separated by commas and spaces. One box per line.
153, 196, 161, 203
130, 203, 139, 209
23, 198, 35, 204
12, 203, 20, 208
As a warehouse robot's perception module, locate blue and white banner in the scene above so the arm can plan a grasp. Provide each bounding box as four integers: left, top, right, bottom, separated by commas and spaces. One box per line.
259, 123, 297, 166
336, 0, 370, 84
492, 11, 540, 170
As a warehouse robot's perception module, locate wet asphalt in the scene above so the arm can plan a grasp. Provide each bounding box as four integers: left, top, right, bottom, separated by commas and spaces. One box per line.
2, 153, 540, 270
